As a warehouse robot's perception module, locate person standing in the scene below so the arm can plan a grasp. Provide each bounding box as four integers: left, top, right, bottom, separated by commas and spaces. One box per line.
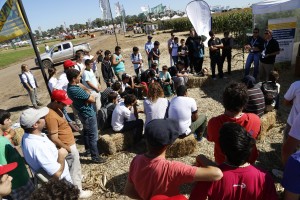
45, 44, 50, 53
66, 69, 106, 163
193, 36, 205, 75
149, 41, 161, 71
111, 46, 126, 81
101, 50, 115, 88
170, 37, 179, 65
186, 28, 197, 74
45, 90, 93, 198
131, 47, 143, 77
259, 29, 280, 81
244, 28, 264, 79
20, 64, 41, 109
208, 31, 224, 80
221, 31, 233, 76
178, 39, 189, 70
145, 35, 154, 69
167, 32, 175, 67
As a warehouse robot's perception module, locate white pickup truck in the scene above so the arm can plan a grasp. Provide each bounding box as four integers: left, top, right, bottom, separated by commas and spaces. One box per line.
36, 41, 91, 68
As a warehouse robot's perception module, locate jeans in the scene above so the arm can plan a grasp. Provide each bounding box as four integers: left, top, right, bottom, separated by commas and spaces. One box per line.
210, 54, 223, 78
172, 56, 178, 65
66, 144, 82, 191
26, 88, 40, 107
222, 51, 232, 74
78, 114, 99, 160
121, 119, 144, 143
245, 52, 260, 79
134, 68, 144, 77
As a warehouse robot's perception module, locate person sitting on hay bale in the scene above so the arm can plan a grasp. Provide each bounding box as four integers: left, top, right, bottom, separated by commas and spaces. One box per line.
190, 123, 278, 200
207, 82, 261, 165
168, 85, 207, 141
242, 75, 265, 117
111, 94, 144, 143
124, 119, 223, 200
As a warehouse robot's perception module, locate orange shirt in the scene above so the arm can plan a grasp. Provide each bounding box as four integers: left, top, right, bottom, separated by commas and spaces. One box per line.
45, 108, 75, 147
207, 113, 261, 165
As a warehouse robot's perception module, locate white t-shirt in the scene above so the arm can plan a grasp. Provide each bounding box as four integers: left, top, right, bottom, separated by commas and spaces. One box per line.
143, 98, 169, 125
131, 53, 143, 70
168, 96, 197, 135
83, 55, 97, 71
82, 69, 98, 91
289, 113, 300, 140
21, 72, 36, 88
111, 102, 135, 131
170, 42, 179, 57
22, 133, 72, 183
74, 62, 85, 73
55, 73, 68, 91
121, 82, 129, 93
284, 81, 300, 125
48, 77, 57, 92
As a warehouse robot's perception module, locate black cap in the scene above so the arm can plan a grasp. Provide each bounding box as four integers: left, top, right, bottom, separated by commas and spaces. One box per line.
242, 75, 256, 88
145, 119, 180, 147
148, 35, 153, 39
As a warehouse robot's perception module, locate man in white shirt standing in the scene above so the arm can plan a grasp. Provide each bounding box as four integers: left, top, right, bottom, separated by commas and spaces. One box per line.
82, 59, 101, 112
144, 35, 154, 69
167, 32, 175, 67
20, 107, 72, 183
168, 85, 207, 140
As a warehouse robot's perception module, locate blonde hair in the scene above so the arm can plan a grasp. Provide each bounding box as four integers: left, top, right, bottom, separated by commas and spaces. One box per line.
147, 82, 164, 103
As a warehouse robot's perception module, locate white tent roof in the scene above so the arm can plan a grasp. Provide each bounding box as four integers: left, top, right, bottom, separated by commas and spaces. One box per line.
172, 15, 181, 19
151, 18, 157, 21
252, 0, 300, 15
182, 13, 187, 17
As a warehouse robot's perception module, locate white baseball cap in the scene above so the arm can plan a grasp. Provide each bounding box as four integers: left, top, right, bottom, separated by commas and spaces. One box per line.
20, 107, 49, 128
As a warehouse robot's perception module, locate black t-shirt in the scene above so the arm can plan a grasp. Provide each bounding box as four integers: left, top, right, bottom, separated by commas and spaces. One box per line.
260, 38, 280, 64
247, 36, 264, 53
140, 69, 155, 83
208, 37, 221, 57
178, 45, 188, 57
168, 66, 178, 77
186, 36, 195, 55
221, 38, 232, 53
149, 48, 160, 60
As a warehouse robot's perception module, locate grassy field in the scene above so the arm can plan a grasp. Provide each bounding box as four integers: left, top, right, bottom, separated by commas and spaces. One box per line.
0, 38, 86, 69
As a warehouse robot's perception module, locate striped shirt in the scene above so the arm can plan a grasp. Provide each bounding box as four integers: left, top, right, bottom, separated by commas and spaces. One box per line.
67, 84, 95, 118
244, 87, 265, 117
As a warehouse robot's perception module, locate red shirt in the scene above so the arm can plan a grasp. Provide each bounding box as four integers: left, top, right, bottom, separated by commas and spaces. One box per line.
207, 113, 261, 164
128, 154, 197, 200
189, 164, 278, 200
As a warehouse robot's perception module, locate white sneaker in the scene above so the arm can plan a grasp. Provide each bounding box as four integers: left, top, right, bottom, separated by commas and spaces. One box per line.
79, 190, 93, 199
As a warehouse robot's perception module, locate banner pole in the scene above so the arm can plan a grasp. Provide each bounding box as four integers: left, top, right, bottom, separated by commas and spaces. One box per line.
108, 0, 119, 46
17, 0, 52, 97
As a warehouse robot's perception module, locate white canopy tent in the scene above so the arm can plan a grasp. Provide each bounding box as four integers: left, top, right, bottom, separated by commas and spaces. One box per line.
171, 15, 181, 19
252, 0, 300, 64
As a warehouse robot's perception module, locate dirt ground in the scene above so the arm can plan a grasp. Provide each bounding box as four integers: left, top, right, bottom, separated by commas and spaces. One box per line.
0, 31, 298, 199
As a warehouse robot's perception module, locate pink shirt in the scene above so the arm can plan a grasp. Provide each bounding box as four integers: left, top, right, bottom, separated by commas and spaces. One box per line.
128, 155, 197, 200
189, 164, 278, 200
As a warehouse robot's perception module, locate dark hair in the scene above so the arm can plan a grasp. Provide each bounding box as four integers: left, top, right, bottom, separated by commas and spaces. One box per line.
133, 47, 139, 52
148, 69, 156, 78
223, 82, 248, 112
66, 68, 80, 83
219, 122, 255, 166
176, 85, 187, 96
115, 46, 121, 51
48, 67, 56, 80
30, 179, 79, 200
124, 94, 136, 106
108, 92, 118, 103
0, 109, 10, 125
154, 41, 160, 46
104, 50, 111, 56
162, 65, 168, 70
180, 39, 185, 43
84, 59, 92, 66
174, 37, 178, 41
171, 32, 174, 36
151, 62, 158, 69
111, 81, 121, 91
75, 51, 83, 60
224, 31, 229, 36
269, 70, 279, 83
253, 27, 259, 32
209, 31, 214, 36
146, 140, 166, 156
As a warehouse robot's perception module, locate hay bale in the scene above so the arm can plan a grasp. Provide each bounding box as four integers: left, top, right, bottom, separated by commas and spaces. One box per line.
187, 76, 210, 88
98, 130, 135, 155
166, 134, 197, 158
258, 111, 277, 141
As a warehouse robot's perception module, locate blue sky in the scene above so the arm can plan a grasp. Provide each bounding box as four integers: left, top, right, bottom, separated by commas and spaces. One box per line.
17, 0, 262, 31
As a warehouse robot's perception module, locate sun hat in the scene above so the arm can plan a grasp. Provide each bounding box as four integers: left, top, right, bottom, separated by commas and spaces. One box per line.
20, 107, 49, 128
52, 90, 73, 105
145, 119, 180, 147
0, 162, 18, 175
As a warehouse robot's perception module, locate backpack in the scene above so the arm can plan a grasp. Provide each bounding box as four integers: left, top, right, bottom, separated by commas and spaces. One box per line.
261, 82, 279, 105
98, 103, 114, 131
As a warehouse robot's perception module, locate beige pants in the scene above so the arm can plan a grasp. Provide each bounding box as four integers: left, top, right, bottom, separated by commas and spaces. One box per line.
259, 61, 274, 82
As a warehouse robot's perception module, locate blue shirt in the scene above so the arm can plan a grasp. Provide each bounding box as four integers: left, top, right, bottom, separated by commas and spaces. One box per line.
67, 84, 95, 118
282, 150, 300, 194
145, 41, 154, 59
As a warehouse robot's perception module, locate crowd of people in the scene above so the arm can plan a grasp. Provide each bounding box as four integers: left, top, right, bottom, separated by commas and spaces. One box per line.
1, 27, 298, 200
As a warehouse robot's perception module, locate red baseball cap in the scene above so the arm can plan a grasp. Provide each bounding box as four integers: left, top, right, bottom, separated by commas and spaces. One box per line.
63, 59, 76, 68
0, 162, 18, 175
151, 195, 187, 200
51, 90, 73, 105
